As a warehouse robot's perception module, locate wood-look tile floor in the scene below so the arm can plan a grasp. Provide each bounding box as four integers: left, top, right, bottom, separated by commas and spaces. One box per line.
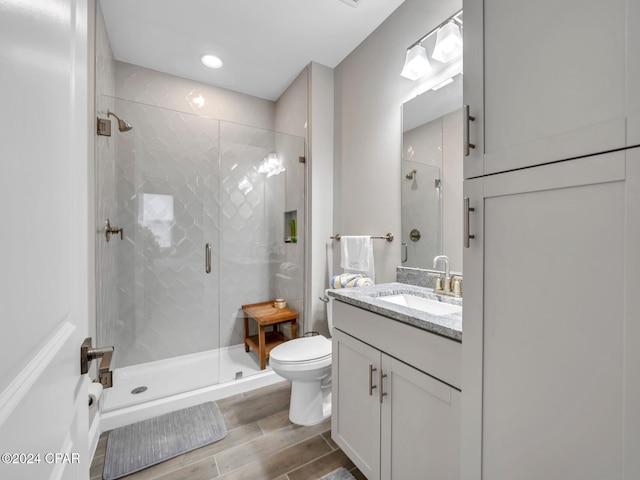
90, 381, 365, 480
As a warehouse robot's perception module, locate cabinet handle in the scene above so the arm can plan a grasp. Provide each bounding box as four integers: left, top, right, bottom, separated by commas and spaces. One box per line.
205, 243, 212, 274
464, 197, 476, 248
369, 364, 377, 396
401, 243, 408, 263
379, 369, 387, 404
463, 105, 476, 156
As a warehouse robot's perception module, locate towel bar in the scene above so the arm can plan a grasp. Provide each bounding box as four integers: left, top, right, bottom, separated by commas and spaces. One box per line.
330, 233, 394, 242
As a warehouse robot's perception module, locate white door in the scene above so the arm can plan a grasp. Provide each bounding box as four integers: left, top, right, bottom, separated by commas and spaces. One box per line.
0, 1, 90, 479
380, 355, 460, 480
463, 0, 629, 177
331, 329, 381, 480
462, 150, 640, 479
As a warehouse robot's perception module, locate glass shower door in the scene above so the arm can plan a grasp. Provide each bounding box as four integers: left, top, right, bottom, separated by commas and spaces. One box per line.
97, 97, 220, 390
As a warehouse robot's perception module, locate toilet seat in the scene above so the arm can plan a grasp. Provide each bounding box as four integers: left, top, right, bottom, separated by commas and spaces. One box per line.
270, 335, 331, 365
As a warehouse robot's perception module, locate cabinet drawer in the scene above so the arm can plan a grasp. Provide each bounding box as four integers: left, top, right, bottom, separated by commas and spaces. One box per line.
333, 301, 461, 389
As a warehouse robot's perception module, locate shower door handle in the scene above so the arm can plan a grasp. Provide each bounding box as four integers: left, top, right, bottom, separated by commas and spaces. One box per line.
205, 243, 212, 274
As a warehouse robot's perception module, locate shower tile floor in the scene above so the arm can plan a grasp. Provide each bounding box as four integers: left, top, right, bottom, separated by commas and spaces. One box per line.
90, 381, 365, 480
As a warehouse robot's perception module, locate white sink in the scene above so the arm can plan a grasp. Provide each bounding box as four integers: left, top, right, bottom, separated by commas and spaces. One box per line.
378, 294, 462, 316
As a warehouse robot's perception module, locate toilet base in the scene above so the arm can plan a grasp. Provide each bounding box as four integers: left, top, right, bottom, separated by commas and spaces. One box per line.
288, 378, 332, 426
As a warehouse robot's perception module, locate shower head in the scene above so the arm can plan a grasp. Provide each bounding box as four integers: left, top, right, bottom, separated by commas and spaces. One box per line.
406, 169, 417, 180
107, 110, 133, 132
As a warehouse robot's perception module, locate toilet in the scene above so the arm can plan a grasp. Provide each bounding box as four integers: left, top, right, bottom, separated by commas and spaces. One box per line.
269, 296, 334, 426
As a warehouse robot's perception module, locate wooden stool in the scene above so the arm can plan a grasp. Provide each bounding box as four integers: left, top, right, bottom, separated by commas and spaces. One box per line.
242, 301, 298, 370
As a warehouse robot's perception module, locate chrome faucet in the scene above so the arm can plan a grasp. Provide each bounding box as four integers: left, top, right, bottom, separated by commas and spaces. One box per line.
433, 255, 450, 278
432, 255, 452, 295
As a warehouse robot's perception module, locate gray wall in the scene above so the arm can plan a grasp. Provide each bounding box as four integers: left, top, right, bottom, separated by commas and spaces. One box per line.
275, 62, 335, 337
334, 0, 461, 282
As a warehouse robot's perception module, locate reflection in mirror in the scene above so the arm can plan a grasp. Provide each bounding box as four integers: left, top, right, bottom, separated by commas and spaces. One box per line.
401, 74, 462, 273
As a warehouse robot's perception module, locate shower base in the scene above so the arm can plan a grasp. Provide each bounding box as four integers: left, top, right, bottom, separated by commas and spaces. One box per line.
99, 344, 283, 431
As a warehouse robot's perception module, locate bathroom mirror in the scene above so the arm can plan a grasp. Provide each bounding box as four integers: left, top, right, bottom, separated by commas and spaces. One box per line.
401, 74, 463, 273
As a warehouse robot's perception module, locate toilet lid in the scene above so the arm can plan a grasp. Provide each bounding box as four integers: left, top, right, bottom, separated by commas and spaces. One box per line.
270, 335, 331, 363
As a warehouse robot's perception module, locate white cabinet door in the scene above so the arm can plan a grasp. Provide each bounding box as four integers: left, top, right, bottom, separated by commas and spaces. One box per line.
0, 0, 90, 479
381, 355, 460, 480
464, 0, 632, 178
332, 329, 381, 480
462, 150, 640, 479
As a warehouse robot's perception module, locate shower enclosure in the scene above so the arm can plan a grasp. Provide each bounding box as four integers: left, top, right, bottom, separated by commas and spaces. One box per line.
96, 97, 305, 412
401, 160, 442, 268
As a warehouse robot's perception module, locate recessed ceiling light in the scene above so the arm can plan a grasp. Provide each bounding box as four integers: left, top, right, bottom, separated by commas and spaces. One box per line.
200, 54, 223, 69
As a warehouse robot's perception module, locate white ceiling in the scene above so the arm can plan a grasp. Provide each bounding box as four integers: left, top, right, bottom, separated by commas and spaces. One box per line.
99, 0, 406, 101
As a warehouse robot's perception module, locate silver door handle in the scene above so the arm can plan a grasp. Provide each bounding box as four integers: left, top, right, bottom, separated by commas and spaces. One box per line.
401, 243, 408, 263
369, 363, 377, 396
205, 243, 212, 274
80, 337, 115, 388
463, 105, 476, 156
464, 197, 476, 248
379, 369, 387, 404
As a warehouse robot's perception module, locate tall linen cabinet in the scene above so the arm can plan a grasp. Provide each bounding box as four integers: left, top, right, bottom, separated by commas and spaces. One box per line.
461, 0, 640, 479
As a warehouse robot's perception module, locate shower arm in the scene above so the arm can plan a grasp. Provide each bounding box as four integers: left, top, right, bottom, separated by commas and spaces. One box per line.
106, 110, 133, 132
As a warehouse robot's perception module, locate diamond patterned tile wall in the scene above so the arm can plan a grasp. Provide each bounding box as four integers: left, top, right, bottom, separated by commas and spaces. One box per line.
109, 100, 221, 367
219, 122, 305, 347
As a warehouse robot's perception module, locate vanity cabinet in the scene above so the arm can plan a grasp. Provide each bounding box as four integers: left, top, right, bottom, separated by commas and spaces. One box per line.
461, 149, 640, 479
463, 0, 640, 179
332, 301, 461, 480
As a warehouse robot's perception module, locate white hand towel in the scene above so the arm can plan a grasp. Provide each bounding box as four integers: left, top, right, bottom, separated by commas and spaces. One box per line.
340, 236, 375, 282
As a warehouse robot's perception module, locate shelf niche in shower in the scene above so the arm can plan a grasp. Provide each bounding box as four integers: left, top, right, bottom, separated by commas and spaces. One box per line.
284, 210, 297, 244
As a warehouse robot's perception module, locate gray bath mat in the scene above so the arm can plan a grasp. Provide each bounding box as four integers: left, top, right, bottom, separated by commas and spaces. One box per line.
319, 467, 357, 480
103, 401, 227, 480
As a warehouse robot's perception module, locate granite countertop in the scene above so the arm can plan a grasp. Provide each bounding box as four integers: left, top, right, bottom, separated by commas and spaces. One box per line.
327, 282, 462, 342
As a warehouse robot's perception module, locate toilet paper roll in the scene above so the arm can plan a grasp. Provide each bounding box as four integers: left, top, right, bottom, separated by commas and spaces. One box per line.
88, 382, 103, 407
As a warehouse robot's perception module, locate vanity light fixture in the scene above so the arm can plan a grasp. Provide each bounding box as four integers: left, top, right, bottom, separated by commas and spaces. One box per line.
200, 53, 223, 69
400, 44, 431, 81
401, 9, 462, 81
432, 20, 462, 63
